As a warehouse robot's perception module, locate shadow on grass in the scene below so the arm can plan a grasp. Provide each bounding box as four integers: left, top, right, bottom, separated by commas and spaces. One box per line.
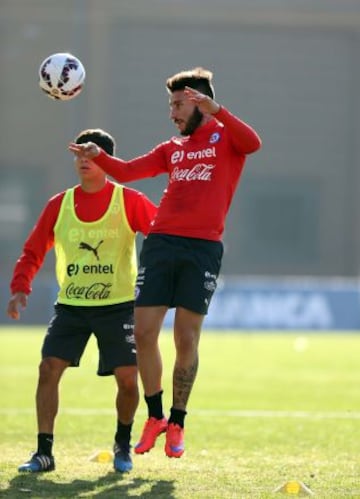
3, 471, 176, 498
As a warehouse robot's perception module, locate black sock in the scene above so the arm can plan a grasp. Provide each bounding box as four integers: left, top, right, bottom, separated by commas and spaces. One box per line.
168, 407, 187, 428
37, 433, 54, 457
145, 390, 164, 419
115, 421, 132, 448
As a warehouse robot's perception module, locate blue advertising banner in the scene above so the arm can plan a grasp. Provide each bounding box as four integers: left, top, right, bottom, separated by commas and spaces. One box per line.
163, 279, 360, 330
2, 277, 360, 330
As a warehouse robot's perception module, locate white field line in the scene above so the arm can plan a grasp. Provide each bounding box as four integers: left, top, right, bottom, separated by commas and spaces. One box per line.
1, 408, 360, 419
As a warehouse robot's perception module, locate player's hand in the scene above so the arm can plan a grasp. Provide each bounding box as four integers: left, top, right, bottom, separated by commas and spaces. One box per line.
7, 292, 28, 320
68, 142, 101, 159
184, 86, 221, 115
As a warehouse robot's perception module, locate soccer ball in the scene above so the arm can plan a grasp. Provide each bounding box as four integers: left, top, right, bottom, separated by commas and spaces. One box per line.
38, 53, 85, 101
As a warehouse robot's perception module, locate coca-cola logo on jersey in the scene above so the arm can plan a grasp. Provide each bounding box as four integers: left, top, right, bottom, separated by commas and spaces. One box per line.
170, 146, 217, 182
65, 282, 112, 300
171, 164, 214, 182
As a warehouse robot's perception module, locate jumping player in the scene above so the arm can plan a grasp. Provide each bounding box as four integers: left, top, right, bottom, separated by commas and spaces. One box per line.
69, 68, 262, 458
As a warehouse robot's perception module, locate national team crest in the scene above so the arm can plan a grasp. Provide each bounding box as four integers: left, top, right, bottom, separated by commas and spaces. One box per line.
209, 132, 220, 144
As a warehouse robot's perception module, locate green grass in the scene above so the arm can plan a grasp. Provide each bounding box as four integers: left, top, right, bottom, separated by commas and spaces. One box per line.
0, 327, 360, 498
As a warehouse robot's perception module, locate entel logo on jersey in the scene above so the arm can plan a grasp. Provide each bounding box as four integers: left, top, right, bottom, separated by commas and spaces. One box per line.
170, 146, 216, 164
68, 228, 121, 243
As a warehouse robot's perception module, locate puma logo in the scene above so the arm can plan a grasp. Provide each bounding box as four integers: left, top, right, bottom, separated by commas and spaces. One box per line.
79, 240, 104, 261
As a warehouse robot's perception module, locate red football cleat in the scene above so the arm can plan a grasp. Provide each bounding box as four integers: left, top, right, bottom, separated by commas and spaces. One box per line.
134, 417, 168, 454
165, 423, 185, 458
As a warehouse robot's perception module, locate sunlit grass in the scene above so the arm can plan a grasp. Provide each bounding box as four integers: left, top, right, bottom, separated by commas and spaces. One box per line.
1, 327, 360, 498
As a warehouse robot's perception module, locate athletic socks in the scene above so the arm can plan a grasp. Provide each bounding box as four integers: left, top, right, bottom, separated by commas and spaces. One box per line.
168, 407, 187, 428
37, 433, 54, 457
145, 390, 164, 419
115, 420, 133, 447
144, 391, 187, 427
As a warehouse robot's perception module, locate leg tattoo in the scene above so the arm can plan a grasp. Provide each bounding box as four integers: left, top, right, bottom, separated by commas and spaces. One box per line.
173, 358, 199, 409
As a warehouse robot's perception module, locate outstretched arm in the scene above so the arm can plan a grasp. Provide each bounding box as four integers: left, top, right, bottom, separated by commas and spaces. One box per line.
68, 141, 101, 159
69, 143, 168, 183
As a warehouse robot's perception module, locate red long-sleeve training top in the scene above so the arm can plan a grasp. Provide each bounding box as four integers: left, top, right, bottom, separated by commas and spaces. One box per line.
93, 106, 261, 241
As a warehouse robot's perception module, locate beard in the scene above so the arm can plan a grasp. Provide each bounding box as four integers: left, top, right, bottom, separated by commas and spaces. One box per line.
180, 107, 203, 136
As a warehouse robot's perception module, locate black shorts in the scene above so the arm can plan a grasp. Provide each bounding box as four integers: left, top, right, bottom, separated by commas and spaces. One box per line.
135, 234, 223, 315
42, 302, 136, 376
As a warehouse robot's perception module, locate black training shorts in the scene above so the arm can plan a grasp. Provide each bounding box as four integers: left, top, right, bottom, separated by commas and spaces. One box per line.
135, 233, 223, 315
42, 302, 136, 376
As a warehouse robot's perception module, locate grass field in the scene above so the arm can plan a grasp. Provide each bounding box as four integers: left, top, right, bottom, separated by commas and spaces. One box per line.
0, 327, 359, 498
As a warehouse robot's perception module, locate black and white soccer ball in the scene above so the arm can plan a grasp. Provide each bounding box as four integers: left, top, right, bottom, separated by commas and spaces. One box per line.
38, 53, 86, 101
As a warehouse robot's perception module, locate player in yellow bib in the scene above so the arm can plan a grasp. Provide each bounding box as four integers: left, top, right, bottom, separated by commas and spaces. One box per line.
7, 129, 157, 473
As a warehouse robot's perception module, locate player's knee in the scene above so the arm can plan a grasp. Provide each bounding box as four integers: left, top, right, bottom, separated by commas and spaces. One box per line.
134, 326, 158, 346
175, 329, 200, 355
38, 357, 67, 382
115, 367, 138, 394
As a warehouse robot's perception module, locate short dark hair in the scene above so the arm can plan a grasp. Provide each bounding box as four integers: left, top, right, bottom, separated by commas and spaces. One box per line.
166, 67, 215, 99
75, 128, 115, 156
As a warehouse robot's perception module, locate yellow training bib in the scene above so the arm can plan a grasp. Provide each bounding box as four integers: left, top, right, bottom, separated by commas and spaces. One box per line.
54, 185, 137, 306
